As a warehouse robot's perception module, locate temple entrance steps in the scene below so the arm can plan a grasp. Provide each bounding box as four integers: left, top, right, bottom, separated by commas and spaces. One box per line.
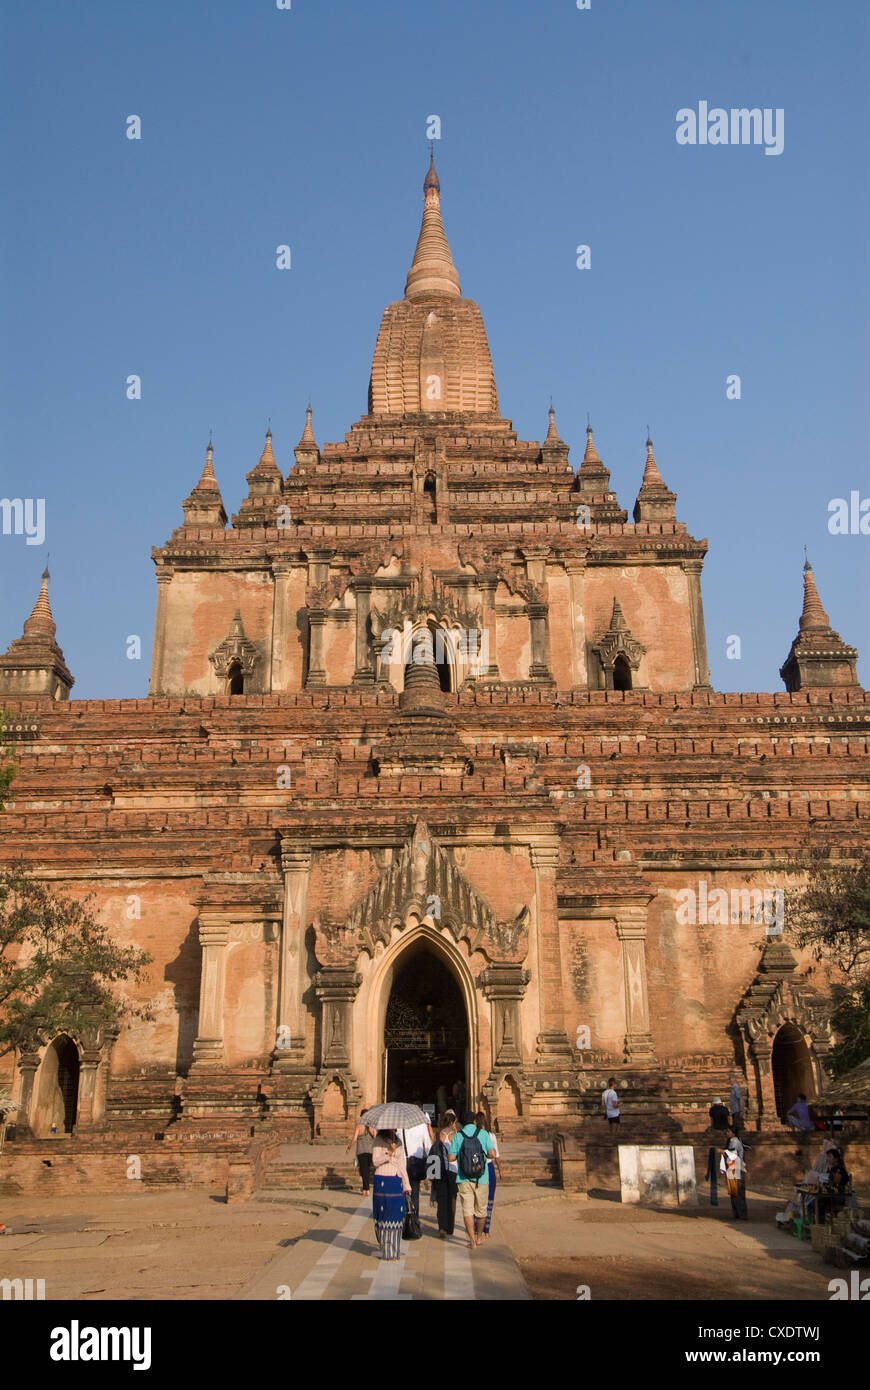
260, 1140, 558, 1193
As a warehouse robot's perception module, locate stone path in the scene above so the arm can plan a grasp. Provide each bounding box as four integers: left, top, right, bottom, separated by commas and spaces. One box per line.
236, 1190, 531, 1301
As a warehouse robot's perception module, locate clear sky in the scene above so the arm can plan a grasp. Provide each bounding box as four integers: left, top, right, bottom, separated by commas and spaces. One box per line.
1, 0, 868, 698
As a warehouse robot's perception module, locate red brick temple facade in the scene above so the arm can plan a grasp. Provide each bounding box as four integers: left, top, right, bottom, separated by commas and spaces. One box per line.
1, 157, 867, 1174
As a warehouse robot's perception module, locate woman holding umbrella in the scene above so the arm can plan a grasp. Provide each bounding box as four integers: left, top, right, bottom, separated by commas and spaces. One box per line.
363, 1102, 427, 1262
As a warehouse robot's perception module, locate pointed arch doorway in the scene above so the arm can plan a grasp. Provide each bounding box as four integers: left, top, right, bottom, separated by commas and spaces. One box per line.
32, 1036, 80, 1136
771, 1023, 816, 1121
382, 941, 469, 1113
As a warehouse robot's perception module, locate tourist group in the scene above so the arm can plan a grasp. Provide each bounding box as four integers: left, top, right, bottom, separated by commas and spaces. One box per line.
346, 1102, 501, 1261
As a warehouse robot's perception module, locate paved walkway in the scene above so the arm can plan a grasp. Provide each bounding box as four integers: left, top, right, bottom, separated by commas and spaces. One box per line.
237, 1189, 531, 1301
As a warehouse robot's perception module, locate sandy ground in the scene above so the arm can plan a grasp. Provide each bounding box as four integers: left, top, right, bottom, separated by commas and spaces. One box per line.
0, 1183, 837, 1302
0, 1188, 315, 1300
496, 1189, 837, 1301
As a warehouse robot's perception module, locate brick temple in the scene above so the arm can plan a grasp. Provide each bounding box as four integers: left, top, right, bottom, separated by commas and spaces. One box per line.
1, 155, 867, 1180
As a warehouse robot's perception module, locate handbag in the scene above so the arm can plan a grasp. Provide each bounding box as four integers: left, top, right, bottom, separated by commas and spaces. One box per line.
402, 1205, 422, 1240
399, 1130, 423, 1239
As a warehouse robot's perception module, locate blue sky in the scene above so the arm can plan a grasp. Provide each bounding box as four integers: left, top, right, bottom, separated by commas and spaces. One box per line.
1, 0, 868, 698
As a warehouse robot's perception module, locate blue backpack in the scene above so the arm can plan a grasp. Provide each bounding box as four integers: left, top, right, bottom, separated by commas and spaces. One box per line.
458, 1125, 487, 1180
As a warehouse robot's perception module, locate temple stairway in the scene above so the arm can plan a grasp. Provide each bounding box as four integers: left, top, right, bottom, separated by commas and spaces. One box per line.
254, 1140, 558, 1196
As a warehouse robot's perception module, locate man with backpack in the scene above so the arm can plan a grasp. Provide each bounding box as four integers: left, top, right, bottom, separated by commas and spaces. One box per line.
448, 1111, 495, 1250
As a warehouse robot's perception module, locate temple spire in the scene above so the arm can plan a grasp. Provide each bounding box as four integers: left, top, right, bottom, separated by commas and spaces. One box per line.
232, 428, 282, 528
582, 423, 601, 464
298, 403, 317, 448
182, 442, 227, 528
574, 420, 627, 522
641, 435, 665, 487
294, 402, 320, 468
633, 432, 677, 522
23, 568, 56, 638
799, 555, 831, 632
258, 428, 276, 469
780, 556, 860, 692
541, 401, 570, 468
405, 153, 461, 300
0, 568, 74, 700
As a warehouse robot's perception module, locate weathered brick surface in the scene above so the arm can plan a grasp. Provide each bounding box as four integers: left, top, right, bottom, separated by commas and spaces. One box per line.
1, 160, 866, 1183
1, 684, 866, 1132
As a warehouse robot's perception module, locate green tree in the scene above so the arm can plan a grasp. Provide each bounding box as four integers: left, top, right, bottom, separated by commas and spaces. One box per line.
827, 981, 870, 1078
786, 847, 870, 1077
0, 866, 152, 1060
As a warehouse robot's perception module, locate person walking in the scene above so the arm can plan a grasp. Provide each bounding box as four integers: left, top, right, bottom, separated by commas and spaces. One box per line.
398, 1115, 433, 1217
432, 1109, 458, 1239
449, 1111, 494, 1251
601, 1077, 621, 1125
371, 1129, 412, 1261
709, 1097, 730, 1131
720, 1136, 748, 1219
476, 1111, 502, 1239
346, 1108, 376, 1195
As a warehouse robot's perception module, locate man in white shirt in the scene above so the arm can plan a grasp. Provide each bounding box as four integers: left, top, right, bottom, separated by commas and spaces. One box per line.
398, 1119, 433, 1215
601, 1077, 621, 1125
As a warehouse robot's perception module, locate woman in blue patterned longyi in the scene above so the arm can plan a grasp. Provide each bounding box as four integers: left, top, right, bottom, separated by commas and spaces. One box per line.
371, 1130, 412, 1261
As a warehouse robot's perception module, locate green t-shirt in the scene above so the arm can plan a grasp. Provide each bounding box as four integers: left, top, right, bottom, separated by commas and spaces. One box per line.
448, 1124, 493, 1184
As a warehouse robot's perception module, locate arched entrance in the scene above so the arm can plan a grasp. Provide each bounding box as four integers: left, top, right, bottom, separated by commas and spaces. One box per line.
32, 1036, 80, 1136
771, 1023, 815, 1121
383, 942, 468, 1112
613, 655, 632, 691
